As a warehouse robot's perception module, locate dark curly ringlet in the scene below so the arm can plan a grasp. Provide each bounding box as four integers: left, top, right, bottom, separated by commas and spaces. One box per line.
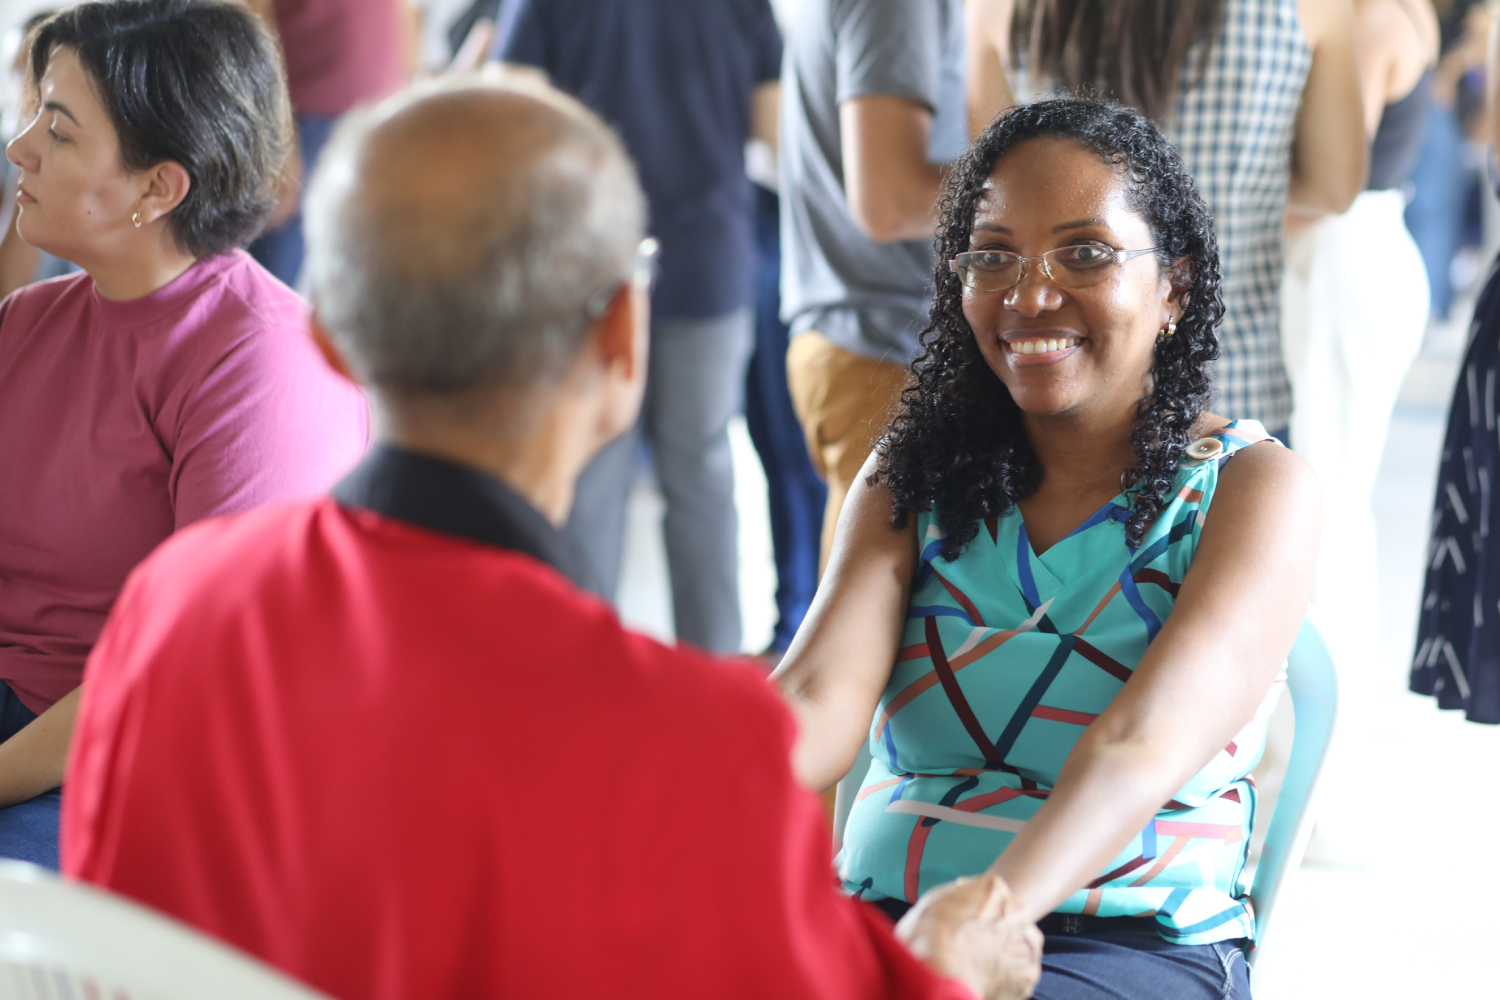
874, 98, 1222, 560
27, 0, 292, 259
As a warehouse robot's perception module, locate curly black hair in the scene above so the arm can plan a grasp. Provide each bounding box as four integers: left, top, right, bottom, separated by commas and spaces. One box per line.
873, 98, 1223, 560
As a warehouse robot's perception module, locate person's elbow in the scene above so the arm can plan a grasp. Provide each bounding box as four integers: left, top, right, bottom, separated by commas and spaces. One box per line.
1293, 163, 1365, 216
848, 188, 931, 244
849, 196, 907, 244
1291, 133, 1368, 216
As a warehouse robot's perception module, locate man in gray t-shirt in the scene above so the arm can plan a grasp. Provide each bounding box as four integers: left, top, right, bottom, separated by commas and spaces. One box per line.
780, 0, 967, 568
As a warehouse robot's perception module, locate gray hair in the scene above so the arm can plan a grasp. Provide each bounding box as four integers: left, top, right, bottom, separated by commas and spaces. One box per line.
303, 74, 647, 397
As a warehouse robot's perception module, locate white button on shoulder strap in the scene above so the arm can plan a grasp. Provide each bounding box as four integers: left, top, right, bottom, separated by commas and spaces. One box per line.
1185, 437, 1225, 462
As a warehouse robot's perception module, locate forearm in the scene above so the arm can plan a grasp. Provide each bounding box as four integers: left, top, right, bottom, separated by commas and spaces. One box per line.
840, 95, 945, 243
0, 686, 80, 808
988, 736, 1189, 920
846, 164, 944, 243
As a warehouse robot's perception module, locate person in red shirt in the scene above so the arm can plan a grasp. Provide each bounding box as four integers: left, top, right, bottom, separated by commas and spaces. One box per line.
62, 77, 1043, 1000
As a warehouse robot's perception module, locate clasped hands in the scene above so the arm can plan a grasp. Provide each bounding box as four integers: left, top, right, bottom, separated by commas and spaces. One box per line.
894, 873, 1044, 1000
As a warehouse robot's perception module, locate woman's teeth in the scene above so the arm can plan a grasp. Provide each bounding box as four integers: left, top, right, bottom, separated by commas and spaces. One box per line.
1010, 337, 1080, 355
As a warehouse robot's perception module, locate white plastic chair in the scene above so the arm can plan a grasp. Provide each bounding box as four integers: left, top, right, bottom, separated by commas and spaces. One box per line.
830, 618, 1338, 959
0, 860, 332, 1000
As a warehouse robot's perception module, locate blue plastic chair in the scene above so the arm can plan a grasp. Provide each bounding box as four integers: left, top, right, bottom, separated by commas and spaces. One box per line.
830, 618, 1338, 959
1246, 617, 1339, 962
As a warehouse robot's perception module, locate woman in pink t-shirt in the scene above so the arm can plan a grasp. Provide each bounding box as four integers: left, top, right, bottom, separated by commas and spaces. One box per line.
0, 0, 369, 867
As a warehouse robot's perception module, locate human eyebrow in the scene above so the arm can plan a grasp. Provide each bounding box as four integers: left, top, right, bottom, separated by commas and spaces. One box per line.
1052, 217, 1108, 233
43, 100, 79, 125
971, 223, 1013, 234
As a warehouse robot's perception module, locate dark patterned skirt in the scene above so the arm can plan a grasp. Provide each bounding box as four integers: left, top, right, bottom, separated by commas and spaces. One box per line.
1412, 259, 1500, 723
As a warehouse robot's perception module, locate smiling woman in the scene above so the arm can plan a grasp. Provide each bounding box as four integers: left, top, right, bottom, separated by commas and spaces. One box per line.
0, 0, 368, 871
771, 100, 1321, 1000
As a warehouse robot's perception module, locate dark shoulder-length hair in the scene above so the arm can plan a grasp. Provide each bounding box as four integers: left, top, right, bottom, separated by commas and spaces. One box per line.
872, 99, 1222, 561
28, 0, 293, 259
1010, 0, 1225, 123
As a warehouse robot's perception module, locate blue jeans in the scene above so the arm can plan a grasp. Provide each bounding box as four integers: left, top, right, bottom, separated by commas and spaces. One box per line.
567, 308, 755, 653
873, 899, 1249, 999
1405, 99, 1465, 320
1035, 932, 1250, 1000
0, 682, 60, 870
745, 187, 825, 652
248, 113, 337, 289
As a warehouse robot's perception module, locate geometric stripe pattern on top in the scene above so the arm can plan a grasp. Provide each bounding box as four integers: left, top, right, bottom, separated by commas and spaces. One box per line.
838, 420, 1285, 946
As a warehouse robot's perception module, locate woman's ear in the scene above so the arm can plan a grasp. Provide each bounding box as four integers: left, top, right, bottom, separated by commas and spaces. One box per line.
1168, 258, 1194, 302
136, 160, 192, 226
1165, 257, 1194, 321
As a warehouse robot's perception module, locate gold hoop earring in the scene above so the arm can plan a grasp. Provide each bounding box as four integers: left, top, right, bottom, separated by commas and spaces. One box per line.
1158, 320, 1177, 340
131, 211, 142, 229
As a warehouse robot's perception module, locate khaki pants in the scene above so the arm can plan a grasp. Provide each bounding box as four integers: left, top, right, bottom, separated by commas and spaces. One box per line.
786, 331, 909, 572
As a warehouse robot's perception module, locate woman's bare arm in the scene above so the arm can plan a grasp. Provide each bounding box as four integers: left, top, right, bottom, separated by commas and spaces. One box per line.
988, 443, 1320, 919
1289, 0, 1367, 214
0, 687, 78, 807
772, 454, 919, 791
1355, 0, 1440, 138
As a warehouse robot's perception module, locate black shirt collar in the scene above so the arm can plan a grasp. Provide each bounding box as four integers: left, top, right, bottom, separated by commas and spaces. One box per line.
332, 444, 599, 591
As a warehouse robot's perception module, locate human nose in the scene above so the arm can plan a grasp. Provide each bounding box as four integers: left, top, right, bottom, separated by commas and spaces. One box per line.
7, 113, 40, 171
1002, 256, 1063, 316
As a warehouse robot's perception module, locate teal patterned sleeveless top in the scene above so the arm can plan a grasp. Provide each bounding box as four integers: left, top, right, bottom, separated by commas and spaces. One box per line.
839, 420, 1284, 945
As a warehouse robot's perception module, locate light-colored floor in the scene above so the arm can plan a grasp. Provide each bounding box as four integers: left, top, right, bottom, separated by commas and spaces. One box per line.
615, 319, 1500, 996
1252, 315, 1500, 997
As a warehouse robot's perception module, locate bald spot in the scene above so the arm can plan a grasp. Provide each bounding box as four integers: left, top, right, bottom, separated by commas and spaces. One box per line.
339, 88, 610, 280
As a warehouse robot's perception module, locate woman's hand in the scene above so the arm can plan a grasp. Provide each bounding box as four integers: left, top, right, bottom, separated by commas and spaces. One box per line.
988, 438, 1321, 919
772, 451, 918, 791
895, 873, 1044, 1000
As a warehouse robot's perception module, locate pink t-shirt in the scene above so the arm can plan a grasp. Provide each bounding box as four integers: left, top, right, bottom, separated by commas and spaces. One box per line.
274, 0, 407, 118
0, 250, 369, 713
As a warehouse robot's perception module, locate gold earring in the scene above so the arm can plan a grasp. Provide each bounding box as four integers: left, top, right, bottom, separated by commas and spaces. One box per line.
131, 211, 142, 229
1158, 320, 1177, 339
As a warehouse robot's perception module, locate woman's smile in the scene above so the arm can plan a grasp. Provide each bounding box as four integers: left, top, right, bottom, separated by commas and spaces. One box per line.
1003, 335, 1082, 362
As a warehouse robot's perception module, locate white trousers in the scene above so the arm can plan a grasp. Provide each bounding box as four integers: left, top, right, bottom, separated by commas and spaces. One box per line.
1272, 189, 1429, 855
1281, 189, 1429, 666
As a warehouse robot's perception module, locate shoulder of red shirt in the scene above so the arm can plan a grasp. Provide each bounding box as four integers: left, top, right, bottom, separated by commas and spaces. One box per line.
109, 496, 797, 744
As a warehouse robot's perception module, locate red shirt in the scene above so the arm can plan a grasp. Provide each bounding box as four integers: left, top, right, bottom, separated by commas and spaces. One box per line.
64, 449, 969, 1000
274, 0, 406, 117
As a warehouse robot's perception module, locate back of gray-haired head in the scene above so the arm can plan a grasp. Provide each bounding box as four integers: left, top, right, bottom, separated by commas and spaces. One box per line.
304, 76, 647, 397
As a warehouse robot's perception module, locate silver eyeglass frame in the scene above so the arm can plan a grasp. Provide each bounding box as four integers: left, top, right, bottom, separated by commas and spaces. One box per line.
948, 245, 1162, 292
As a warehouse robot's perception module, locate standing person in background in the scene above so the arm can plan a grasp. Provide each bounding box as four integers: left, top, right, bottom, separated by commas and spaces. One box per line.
1280, 0, 1435, 693
779, 0, 966, 573
745, 73, 827, 663
1406, 1, 1489, 322
1278, 0, 1437, 867
497, 0, 782, 655
747, 181, 828, 662
1412, 7, 1500, 726
968, 0, 1366, 440
243, 0, 410, 288
0, 0, 367, 870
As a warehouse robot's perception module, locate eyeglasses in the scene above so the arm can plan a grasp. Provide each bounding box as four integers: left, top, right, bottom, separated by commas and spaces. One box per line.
585, 237, 661, 319
948, 244, 1161, 292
